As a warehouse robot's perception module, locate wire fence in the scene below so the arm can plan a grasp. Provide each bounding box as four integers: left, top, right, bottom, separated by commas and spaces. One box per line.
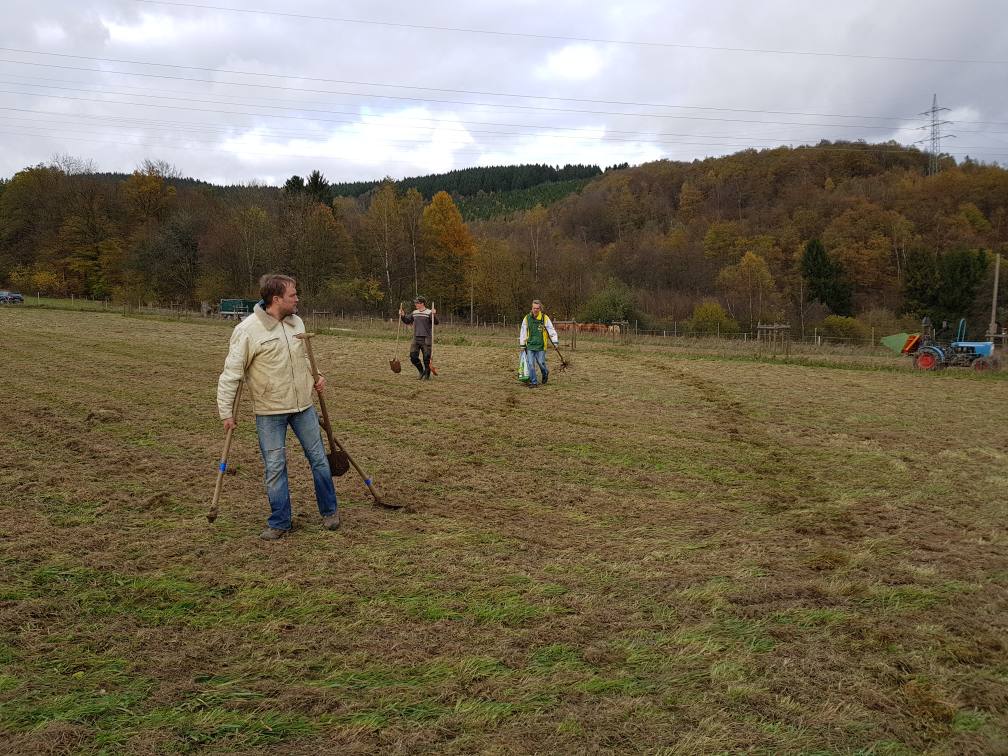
23, 296, 1007, 368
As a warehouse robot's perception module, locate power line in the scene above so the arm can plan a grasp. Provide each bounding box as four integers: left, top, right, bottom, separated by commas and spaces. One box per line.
0, 49, 963, 122
129, 0, 1008, 66
0, 82, 954, 134
6, 109, 990, 158
0, 107, 833, 149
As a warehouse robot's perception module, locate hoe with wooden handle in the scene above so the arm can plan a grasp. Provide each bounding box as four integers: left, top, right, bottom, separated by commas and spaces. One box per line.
296, 333, 399, 508
207, 378, 243, 523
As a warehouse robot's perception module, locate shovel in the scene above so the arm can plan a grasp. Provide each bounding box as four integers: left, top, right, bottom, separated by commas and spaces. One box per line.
390, 303, 402, 373
207, 378, 243, 523
296, 334, 400, 508
428, 301, 438, 377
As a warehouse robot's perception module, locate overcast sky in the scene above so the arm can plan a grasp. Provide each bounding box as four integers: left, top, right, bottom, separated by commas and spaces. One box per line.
2, 0, 1007, 186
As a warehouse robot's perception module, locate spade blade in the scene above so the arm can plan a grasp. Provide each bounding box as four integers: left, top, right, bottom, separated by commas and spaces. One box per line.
329, 450, 350, 477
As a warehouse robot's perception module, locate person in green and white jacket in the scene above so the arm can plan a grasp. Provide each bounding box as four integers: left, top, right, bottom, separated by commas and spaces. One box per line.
519, 299, 559, 389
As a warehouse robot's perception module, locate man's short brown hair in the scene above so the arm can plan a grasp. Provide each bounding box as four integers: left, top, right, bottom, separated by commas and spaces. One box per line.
259, 274, 296, 307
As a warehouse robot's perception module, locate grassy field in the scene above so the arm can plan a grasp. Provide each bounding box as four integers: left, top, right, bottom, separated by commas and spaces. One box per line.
1, 306, 1007, 755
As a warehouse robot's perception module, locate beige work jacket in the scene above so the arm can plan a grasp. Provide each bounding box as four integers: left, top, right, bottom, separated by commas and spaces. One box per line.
217, 304, 319, 418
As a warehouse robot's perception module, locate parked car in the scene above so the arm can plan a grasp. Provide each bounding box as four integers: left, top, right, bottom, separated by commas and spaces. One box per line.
0, 291, 24, 304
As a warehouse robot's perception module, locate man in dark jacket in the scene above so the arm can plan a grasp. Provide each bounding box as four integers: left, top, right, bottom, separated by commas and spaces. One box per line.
399, 296, 439, 380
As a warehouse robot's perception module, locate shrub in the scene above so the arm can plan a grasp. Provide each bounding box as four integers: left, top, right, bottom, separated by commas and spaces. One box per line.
820, 315, 869, 342
857, 308, 920, 338
684, 301, 740, 336
10, 266, 64, 296
576, 281, 643, 325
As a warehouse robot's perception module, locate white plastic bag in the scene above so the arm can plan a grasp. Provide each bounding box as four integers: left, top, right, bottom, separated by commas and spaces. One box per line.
518, 351, 530, 381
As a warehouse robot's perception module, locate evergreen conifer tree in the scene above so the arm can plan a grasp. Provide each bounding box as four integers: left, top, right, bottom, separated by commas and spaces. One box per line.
899, 247, 940, 318
799, 238, 853, 316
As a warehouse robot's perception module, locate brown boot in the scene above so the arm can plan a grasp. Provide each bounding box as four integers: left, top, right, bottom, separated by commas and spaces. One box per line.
260, 527, 287, 541
322, 513, 340, 531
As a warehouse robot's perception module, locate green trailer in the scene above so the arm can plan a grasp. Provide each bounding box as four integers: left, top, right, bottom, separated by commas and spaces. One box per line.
220, 299, 259, 319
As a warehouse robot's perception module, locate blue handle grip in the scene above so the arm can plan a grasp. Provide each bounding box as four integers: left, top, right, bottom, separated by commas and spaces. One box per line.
365, 478, 371, 485
219, 462, 227, 472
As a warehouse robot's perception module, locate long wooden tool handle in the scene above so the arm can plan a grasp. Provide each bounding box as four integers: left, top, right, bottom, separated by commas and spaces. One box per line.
323, 428, 381, 502
209, 378, 243, 519
300, 340, 340, 459
394, 303, 402, 360
297, 334, 384, 504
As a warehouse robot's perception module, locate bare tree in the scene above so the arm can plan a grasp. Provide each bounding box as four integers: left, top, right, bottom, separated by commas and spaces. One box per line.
401, 187, 425, 297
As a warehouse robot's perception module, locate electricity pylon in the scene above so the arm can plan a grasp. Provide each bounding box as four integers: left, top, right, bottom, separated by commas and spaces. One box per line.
919, 94, 953, 176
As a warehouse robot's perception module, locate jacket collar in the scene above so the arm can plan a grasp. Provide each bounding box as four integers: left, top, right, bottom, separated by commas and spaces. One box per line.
254, 303, 285, 331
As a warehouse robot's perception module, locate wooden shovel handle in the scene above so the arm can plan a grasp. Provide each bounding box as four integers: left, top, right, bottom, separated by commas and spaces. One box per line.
209, 378, 243, 520
394, 303, 402, 361
296, 333, 384, 505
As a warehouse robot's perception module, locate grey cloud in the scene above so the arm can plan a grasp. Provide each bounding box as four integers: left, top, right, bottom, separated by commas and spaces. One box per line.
1, 0, 1006, 184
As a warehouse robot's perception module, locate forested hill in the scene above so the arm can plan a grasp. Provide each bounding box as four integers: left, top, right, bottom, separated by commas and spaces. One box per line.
4, 140, 1008, 341
331, 163, 602, 199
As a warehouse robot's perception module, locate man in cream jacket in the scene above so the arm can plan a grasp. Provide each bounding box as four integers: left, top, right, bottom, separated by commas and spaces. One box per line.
217, 274, 338, 540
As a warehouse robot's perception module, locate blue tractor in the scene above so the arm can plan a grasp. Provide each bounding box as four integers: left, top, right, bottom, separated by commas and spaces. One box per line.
908, 318, 1000, 372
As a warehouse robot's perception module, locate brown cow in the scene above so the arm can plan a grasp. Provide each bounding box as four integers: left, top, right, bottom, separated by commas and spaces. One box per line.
577, 323, 607, 334
607, 325, 621, 335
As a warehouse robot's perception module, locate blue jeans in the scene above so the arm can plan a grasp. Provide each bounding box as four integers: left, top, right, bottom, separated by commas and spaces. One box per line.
526, 350, 548, 385
255, 406, 337, 530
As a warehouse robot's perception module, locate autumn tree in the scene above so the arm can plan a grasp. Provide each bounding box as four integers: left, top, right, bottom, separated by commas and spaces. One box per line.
422, 191, 476, 312
123, 165, 177, 223
235, 205, 272, 297
523, 204, 548, 281
473, 238, 527, 320
130, 211, 203, 305
400, 187, 426, 298
290, 203, 354, 299
678, 183, 703, 221
703, 222, 741, 261
364, 181, 402, 304
717, 251, 776, 328
57, 171, 124, 298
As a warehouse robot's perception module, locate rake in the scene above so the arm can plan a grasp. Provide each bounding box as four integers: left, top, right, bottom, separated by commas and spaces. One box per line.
553, 345, 572, 372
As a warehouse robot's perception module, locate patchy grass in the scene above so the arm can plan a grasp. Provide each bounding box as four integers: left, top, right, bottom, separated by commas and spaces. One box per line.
1, 307, 1007, 754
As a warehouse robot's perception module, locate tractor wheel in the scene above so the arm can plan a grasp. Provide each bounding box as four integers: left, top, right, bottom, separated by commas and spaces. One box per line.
914, 350, 941, 371
973, 358, 992, 372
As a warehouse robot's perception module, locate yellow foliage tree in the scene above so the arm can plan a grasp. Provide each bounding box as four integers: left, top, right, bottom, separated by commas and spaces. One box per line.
678, 183, 704, 221
716, 251, 776, 328
422, 191, 475, 312
123, 169, 176, 223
